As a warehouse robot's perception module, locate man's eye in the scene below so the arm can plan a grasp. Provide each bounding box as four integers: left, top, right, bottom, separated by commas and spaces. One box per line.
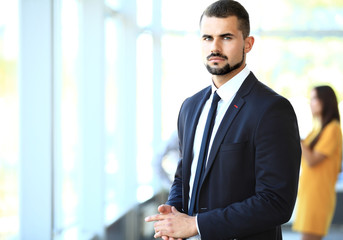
224, 37, 232, 40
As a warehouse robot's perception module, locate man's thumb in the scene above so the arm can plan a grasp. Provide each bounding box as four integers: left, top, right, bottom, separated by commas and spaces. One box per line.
158, 204, 171, 213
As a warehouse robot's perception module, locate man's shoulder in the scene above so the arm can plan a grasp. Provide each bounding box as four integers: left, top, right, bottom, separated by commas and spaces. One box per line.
243, 74, 294, 113
183, 86, 211, 105
248, 76, 286, 102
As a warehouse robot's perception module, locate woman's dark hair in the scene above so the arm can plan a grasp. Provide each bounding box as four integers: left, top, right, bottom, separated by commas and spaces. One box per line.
200, 0, 250, 39
309, 85, 340, 149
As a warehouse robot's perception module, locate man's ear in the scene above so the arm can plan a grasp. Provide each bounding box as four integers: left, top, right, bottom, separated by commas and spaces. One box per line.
244, 36, 254, 53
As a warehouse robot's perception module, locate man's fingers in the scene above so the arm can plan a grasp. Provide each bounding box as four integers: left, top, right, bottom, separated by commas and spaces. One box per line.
146, 204, 173, 222
145, 213, 166, 222
154, 231, 164, 238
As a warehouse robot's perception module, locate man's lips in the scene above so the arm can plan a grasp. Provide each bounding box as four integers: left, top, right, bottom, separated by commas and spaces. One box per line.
207, 53, 228, 62
208, 56, 226, 62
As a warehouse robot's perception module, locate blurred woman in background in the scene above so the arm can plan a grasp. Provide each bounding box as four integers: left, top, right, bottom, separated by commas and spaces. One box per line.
293, 85, 342, 240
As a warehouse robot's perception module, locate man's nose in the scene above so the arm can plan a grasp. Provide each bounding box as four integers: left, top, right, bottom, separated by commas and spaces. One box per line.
210, 39, 222, 53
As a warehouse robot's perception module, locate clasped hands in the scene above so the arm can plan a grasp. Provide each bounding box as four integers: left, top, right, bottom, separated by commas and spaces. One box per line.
145, 204, 198, 239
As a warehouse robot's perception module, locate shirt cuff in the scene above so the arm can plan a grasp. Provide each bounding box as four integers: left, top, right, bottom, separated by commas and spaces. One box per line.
195, 214, 201, 237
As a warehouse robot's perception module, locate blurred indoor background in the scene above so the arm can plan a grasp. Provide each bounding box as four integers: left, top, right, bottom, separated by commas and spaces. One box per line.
0, 0, 343, 239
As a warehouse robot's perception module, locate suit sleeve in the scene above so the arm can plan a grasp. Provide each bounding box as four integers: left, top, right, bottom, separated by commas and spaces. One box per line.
166, 159, 183, 211
197, 97, 301, 239
165, 100, 186, 212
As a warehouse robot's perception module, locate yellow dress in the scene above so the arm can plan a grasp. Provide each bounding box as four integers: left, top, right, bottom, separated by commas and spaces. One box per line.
292, 120, 342, 236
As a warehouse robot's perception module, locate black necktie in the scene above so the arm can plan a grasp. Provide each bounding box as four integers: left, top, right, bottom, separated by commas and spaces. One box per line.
188, 91, 221, 216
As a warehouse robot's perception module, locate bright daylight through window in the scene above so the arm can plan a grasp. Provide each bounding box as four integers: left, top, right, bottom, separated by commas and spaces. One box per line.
0, 0, 342, 239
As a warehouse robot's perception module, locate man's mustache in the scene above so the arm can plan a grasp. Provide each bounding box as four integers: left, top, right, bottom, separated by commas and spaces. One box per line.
207, 53, 228, 60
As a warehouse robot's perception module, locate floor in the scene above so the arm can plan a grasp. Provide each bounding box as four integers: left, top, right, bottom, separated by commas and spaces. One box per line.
282, 224, 343, 240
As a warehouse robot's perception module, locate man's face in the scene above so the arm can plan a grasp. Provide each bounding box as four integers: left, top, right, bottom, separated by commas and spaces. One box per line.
200, 16, 247, 76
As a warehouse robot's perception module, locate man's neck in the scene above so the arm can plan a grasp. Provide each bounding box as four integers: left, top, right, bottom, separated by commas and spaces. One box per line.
212, 65, 245, 88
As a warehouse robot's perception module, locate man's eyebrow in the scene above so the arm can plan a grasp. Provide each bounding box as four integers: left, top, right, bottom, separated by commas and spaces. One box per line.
220, 33, 235, 37
201, 34, 212, 38
201, 33, 235, 38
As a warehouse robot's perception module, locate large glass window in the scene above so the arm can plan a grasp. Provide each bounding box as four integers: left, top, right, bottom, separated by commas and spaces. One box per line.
136, 32, 154, 202
104, 14, 138, 224
0, 0, 19, 238
104, 1, 140, 224
4, 0, 343, 239
53, 0, 82, 238
104, 15, 121, 225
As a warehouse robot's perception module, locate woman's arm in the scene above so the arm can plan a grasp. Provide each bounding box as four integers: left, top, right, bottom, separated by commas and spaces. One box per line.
301, 141, 326, 167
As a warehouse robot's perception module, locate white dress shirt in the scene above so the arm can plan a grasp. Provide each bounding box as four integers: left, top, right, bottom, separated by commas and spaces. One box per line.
188, 66, 250, 240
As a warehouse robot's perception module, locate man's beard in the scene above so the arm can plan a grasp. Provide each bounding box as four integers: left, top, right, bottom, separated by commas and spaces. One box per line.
205, 49, 245, 76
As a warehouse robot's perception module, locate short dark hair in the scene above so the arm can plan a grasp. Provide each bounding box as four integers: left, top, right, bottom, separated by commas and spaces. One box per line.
200, 0, 250, 39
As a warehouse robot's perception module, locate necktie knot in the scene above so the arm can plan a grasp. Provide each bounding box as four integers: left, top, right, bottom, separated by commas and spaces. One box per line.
212, 91, 221, 105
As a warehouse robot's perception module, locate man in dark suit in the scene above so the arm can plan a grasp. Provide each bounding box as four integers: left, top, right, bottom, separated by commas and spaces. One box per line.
145, 0, 301, 239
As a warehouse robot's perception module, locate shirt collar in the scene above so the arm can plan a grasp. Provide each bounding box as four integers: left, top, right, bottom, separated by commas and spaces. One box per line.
211, 65, 250, 102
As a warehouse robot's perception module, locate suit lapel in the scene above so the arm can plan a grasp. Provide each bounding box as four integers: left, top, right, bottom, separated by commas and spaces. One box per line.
182, 87, 212, 185
201, 73, 257, 184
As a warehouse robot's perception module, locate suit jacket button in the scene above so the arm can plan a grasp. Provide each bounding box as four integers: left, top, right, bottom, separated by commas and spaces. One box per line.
199, 207, 207, 213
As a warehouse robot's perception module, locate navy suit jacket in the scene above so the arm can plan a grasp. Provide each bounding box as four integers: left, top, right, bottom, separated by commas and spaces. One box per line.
166, 72, 301, 240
